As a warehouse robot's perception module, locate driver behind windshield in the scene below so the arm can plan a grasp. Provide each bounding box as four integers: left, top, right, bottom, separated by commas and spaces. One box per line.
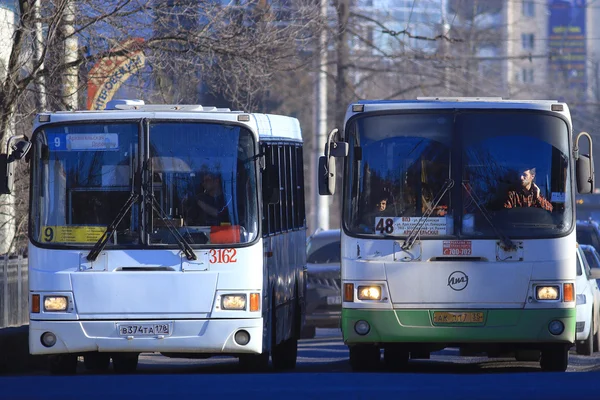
503, 167, 553, 212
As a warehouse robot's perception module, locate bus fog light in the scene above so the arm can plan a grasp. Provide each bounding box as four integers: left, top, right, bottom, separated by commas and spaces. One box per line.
234, 330, 250, 346
548, 320, 564, 335
357, 286, 382, 300
222, 295, 247, 310
41, 332, 57, 347
354, 320, 370, 335
536, 286, 559, 300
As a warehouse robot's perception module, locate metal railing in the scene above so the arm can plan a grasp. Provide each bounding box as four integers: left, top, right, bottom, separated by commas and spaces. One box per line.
0, 256, 28, 328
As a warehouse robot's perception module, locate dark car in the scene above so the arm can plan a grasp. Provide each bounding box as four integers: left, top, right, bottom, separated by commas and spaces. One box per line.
576, 220, 600, 255
303, 229, 341, 339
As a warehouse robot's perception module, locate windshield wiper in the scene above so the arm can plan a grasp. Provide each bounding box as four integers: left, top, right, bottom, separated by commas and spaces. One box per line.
87, 193, 139, 261
402, 179, 454, 250
462, 182, 515, 250
148, 193, 197, 261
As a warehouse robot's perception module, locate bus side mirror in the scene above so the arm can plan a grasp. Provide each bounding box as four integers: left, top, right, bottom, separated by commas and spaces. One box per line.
318, 155, 336, 195
263, 168, 280, 204
0, 137, 31, 195
575, 131, 594, 194
329, 141, 349, 157
577, 154, 594, 194
0, 154, 15, 194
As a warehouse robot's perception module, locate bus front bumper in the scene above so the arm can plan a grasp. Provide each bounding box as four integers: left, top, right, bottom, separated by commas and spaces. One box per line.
342, 308, 575, 345
29, 318, 263, 355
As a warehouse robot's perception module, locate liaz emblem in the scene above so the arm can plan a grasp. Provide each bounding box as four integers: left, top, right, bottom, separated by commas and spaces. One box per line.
448, 271, 469, 291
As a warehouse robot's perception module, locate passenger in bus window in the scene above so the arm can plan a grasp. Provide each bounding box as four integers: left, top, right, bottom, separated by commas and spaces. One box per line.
359, 192, 394, 232
503, 167, 553, 211
421, 183, 448, 216
196, 172, 232, 225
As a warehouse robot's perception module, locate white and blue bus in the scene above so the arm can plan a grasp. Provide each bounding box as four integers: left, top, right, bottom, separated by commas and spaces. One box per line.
1, 100, 306, 374
319, 98, 594, 372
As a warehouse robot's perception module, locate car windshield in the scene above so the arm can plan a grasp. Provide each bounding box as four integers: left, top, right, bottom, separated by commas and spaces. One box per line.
582, 247, 600, 269
576, 226, 600, 253
307, 234, 340, 264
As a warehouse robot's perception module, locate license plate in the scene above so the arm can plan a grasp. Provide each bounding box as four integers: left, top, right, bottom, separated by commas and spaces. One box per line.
327, 295, 342, 305
433, 311, 484, 324
117, 322, 172, 336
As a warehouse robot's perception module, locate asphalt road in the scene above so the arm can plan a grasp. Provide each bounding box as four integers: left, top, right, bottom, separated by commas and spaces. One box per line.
2, 329, 600, 400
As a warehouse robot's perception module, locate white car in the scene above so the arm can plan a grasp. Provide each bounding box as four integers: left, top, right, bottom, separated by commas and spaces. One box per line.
575, 243, 600, 355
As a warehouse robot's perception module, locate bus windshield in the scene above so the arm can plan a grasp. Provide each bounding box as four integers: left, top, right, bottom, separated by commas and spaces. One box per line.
344, 110, 572, 239
30, 121, 259, 247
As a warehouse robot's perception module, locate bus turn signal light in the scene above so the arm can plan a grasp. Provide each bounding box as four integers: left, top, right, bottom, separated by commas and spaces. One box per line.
344, 283, 354, 302
563, 283, 574, 302
32, 294, 40, 313
250, 293, 260, 312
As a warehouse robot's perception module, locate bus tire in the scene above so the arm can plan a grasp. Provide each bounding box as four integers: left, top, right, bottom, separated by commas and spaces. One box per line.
84, 353, 111, 372
540, 345, 569, 372
384, 348, 409, 371
272, 337, 298, 371
272, 296, 299, 371
301, 325, 316, 339
49, 354, 78, 375
112, 353, 139, 374
239, 352, 269, 371
349, 345, 380, 372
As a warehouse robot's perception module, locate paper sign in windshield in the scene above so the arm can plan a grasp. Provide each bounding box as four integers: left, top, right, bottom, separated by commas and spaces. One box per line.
67, 133, 118, 151
41, 226, 106, 243
374, 217, 450, 236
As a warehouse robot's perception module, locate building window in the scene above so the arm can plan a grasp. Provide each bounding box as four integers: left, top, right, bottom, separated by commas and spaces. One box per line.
521, 33, 534, 50
522, 0, 535, 17
522, 68, 534, 83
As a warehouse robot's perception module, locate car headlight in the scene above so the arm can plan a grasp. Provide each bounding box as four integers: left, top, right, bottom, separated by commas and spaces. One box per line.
576, 294, 587, 305
536, 286, 560, 300
221, 294, 247, 310
357, 286, 382, 300
43, 296, 68, 311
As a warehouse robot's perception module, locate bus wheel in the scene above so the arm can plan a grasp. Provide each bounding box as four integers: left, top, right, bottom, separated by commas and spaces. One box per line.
349, 345, 380, 372
272, 338, 298, 371
540, 345, 569, 372
49, 354, 78, 375
301, 325, 316, 339
112, 353, 139, 374
84, 353, 111, 372
239, 352, 269, 371
384, 348, 409, 371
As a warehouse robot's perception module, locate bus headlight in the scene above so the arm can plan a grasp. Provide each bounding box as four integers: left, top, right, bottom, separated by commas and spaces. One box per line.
43, 296, 68, 312
357, 286, 382, 300
536, 286, 559, 300
221, 294, 247, 310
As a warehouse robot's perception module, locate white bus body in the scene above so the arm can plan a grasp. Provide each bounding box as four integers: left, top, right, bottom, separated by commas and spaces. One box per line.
8, 101, 307, 374
319, 98, 594, 372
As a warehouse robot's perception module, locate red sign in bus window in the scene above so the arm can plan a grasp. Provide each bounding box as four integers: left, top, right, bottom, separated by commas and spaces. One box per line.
442, 240, 472, 256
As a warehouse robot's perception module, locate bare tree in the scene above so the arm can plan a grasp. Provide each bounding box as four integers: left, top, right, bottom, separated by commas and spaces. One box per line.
0, 0, 321, 252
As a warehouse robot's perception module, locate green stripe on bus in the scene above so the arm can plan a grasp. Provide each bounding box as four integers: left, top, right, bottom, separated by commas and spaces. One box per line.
341, 308, 576, 344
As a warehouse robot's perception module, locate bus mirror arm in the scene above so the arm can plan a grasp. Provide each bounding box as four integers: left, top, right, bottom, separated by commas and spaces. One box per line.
324, 128, 348, 158
0, 135, 31, 194
574, 132, 594, 194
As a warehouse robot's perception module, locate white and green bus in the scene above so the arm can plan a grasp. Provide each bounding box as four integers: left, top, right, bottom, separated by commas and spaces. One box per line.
319, 98, 594, 372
